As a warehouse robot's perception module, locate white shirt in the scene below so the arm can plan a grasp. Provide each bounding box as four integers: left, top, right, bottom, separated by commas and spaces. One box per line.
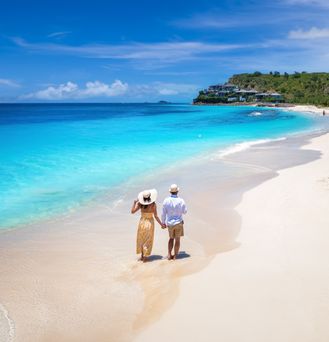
161, 195, 187, 227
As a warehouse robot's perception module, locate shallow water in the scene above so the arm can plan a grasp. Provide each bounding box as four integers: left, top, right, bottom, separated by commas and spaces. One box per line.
0, 130, 324, 342
0, 103, 325, 228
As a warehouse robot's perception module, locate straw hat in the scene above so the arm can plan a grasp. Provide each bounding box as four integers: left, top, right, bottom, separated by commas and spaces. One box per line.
169, 184, 179, 193
138, 189, 158, 205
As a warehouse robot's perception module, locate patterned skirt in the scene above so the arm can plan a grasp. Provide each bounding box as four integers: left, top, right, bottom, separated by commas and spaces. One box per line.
136, 214, 154, 257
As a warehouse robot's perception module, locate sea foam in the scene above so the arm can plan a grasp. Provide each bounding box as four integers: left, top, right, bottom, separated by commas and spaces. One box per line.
216, 137, 286, 158
248, 111, 263, 117
0, 304, 15, 342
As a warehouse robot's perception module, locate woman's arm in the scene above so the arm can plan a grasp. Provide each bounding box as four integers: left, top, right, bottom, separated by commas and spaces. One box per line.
153, 203, 165, 228
131, 200, 140, 214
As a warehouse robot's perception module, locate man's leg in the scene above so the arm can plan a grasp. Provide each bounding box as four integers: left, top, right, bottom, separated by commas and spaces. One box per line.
173, 237, 180, 259
168, 238, 174, 259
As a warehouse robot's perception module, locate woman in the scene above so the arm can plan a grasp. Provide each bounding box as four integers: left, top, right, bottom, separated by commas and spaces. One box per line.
131, 189, 163, 262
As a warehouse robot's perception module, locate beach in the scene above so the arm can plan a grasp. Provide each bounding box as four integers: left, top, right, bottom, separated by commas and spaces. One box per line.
2, 0, 329, 339
1, 105, 329, 341
0, 105, 328, 342
135, 133, 329, 342
288, 104, 329, 116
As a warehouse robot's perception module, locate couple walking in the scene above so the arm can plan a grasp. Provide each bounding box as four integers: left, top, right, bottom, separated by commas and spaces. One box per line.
131, 184, 187, 262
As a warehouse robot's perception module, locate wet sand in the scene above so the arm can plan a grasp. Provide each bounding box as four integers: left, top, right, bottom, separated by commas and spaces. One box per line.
0, 131, 326, 342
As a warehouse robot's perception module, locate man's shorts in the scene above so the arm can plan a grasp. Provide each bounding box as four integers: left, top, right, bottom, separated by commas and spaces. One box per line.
168, 222, 184, 239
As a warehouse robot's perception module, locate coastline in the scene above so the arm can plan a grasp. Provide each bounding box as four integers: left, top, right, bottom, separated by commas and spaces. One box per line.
1, 103, 320, 232
286, 104, 329, 115
3, 1, 329, 340
1, 122, 328, 341
193, 102, 329, 115
135, 131, 329, 342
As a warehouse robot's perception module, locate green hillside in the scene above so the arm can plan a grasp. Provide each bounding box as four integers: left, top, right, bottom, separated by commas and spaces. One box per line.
230, 72, 329, 106
194, 72, 329, 106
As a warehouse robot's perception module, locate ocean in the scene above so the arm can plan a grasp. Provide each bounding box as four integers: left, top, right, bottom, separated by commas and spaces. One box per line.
0, 103, 325, 229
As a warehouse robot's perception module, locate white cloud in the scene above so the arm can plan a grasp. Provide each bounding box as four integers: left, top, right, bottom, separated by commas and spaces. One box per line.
12, 38, 249, 65
81, 80, 128, 97
23, 80, 128, 100
172, 14, 241, 29
12, 37, 252, 72
285, 0, 329, 6
289, 27, 329, 39
0, 78, 20, 87
171, 9, 311, 30
21, 80, 196, 101
24, 81, 78, 100
154, 82, 198, 96
157, 88, 178, 95
129, 82, 198, 98
47, 31, 71, 38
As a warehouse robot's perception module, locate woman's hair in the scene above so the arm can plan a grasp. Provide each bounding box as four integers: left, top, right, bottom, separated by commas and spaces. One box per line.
143, 196, 151, 203
141, 196, 152, 210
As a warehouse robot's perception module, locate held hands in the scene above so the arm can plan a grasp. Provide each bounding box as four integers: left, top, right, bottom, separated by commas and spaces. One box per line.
161, 222, 167, 229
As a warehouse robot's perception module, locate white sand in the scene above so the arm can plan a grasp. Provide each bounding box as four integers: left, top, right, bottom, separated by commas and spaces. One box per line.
288, 104, 329, 116
1, 128, 328, 341
135, 133, 329, 342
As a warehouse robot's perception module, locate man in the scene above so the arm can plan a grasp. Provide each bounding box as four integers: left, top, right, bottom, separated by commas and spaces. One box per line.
161, 184, 187, 260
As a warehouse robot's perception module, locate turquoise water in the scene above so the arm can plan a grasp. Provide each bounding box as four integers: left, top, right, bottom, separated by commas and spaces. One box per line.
0, 104, 324, 228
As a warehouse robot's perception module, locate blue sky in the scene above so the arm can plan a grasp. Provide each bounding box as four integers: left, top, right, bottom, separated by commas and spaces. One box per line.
1, 0, 329, 102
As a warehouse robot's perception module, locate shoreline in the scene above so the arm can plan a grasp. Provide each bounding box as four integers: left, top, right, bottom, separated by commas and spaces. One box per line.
135, 131, 329, 342
286, 104, 329, 115
193, 102, 329, 115
1, 104, 325, 233
1, 126, 327, 341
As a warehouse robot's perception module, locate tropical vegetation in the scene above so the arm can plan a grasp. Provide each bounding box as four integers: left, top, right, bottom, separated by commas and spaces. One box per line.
193, 72, 329, 106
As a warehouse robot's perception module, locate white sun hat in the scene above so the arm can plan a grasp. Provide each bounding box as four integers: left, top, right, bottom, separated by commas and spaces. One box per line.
138, 189, 158, 205
169, 184, 179, 193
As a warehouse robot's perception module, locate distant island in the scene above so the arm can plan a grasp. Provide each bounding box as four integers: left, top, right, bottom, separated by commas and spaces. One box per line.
193, 72, 329, 106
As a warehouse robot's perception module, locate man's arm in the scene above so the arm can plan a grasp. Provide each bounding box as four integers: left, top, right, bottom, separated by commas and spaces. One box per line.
154, 203, 165, 228
161, 201, 167, 226
181, 200, 187, 215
